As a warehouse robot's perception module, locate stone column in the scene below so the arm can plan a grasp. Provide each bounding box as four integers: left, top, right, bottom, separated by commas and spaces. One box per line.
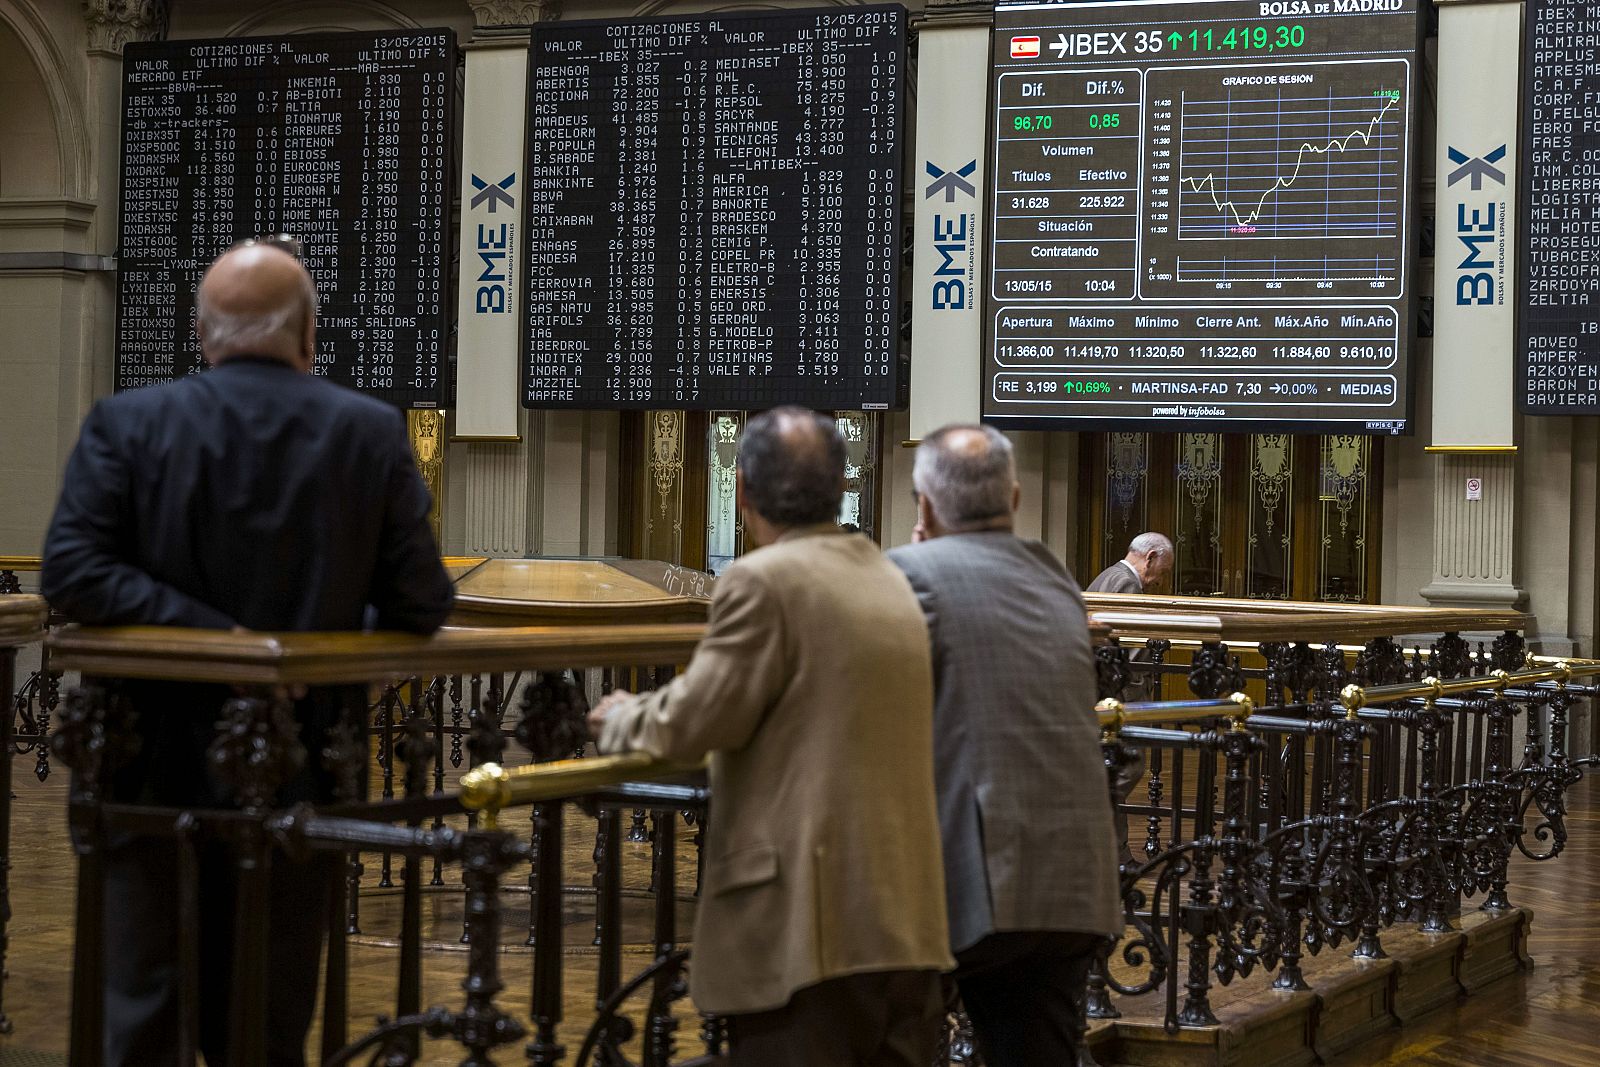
1420, 451, 1523, 608
1420, 1, 1524, 611
450, 0, 618, 558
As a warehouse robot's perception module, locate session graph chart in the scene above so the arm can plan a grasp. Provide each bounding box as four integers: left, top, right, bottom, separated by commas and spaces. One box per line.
1147, 61, 1409, 295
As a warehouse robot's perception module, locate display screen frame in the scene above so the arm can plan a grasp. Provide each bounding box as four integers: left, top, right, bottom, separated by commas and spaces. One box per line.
114, 29, 460, 410
519, 4, 910, 413
980, 0, 1423, 436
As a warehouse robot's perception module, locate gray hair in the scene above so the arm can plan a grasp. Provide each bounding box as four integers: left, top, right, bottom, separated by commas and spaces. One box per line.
1128, 532, 1173, 557
195, 272, 318, 359
912, 424, 1016, 529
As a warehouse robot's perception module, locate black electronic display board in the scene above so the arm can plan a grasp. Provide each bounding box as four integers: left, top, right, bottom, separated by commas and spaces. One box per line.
117, 30, 455, 408
524, 7, 905, 410
1519, 0, 1600, 414
986, 0, 1421, 433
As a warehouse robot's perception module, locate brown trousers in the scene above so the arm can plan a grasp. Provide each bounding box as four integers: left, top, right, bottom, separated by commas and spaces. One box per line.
726, 970, 945, 1067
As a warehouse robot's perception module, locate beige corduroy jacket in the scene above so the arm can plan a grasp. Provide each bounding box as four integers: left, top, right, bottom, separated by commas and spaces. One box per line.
600, 525, 953, 1016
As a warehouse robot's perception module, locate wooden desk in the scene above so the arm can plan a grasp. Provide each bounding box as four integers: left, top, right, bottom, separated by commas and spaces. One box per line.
448, 557, 714, 627
1085, 593, 1531, 644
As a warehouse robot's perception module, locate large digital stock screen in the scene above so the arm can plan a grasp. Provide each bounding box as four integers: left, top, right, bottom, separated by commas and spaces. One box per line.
117, 31, 456, 408
986, 0, 1421, 432
524, 7, 906, 410
1519, 0, 1600, 414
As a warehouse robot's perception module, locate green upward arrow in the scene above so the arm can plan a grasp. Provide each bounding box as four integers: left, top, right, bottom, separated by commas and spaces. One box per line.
1168, 30, 1183, 48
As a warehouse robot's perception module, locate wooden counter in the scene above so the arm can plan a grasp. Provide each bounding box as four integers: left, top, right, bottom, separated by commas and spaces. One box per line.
448, 557, 714, 627
0, 596, 46, 649
1085, 593, 1530, 645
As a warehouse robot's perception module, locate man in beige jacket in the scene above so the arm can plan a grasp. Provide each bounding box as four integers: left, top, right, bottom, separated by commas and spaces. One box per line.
589, 406, 952, 1067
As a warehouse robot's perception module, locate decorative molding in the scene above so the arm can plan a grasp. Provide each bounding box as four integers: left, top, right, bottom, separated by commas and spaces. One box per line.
648, 411, 684, 520
223, 0, 418, 38
408, 410, 446, 546
631, 1, 817, 16
1, 0, 91, 197
469, 0, 557, 28
82, 0, 166, 54
0, 252, 114, 272
1106, 432, 1148, 532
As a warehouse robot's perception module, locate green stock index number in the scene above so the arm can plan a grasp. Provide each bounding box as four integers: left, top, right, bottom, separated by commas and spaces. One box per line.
1178, 24, 1306, 52
1125, 24, 1308, 53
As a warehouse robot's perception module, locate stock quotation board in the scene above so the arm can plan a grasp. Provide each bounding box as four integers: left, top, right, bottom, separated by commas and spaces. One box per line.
986, 0, 1421, 433
1519, 0, 1600, 414
117, 31, 456, 408
524, 7, 905, 410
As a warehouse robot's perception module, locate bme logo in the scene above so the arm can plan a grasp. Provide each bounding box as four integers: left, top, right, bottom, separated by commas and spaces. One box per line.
470, 172, 517, 313
1445, 146, 1506, 307
925, 159, 977, 202
1445, 145, 1506, 190
470, 172, 517, 211
925, 160, 978, 311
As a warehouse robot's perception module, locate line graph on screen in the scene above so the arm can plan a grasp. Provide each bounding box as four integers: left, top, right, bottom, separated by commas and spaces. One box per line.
1176, 83, 1405, 243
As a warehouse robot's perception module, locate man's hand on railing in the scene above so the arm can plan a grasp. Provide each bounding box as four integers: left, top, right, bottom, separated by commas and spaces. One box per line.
587, 689, 636, 743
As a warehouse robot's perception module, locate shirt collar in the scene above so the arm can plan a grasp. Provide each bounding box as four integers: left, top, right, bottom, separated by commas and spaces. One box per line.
775, 523, 849, 544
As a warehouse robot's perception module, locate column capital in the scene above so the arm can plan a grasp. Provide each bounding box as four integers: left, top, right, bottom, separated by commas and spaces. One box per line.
83, 0, 166, 56
468, 0, 561, 31
915, 0, 995, 26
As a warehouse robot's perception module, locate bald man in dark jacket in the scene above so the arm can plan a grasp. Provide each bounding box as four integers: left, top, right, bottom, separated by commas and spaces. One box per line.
42, 241, 453, 1067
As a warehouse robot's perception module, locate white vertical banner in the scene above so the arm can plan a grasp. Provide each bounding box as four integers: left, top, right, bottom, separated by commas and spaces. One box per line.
1430, 2, 1520, 447
454, 42, 528, 439
909, 21, 990, 441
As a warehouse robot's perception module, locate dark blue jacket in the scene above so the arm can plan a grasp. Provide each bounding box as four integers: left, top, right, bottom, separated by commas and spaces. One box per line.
41, 357, 453, 804
43, 357, 452, 634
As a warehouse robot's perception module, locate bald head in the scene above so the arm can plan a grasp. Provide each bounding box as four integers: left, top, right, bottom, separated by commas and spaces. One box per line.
737, 406, 846, 529
913, 424, 1019, 537
195, 244, 317, 370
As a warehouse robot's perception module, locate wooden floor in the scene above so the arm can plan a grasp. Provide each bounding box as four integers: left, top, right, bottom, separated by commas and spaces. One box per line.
1324, 775, 1600, 1067
0, 770, 1597, 1065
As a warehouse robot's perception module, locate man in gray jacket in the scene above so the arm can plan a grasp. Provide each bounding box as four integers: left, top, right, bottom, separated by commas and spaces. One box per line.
889, 425, 1121, 1067
1086, 532, 1173, 595
1086, 531, 1173, 866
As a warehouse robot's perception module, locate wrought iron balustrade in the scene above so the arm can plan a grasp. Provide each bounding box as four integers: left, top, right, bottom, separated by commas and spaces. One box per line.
25, 597, 1600, 1066
1089, 612, 1600, 1035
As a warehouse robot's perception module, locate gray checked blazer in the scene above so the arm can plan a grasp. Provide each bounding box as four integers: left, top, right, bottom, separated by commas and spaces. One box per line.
889, 532, 1122, 952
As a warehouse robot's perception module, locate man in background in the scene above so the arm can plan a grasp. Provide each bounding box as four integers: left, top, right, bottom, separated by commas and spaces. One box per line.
589, 406, 951, 1067
889, 425, 1120, 1067
1086, 531, 1174, 866
43, 239, 454, 1066
1087, 531, 1173, 595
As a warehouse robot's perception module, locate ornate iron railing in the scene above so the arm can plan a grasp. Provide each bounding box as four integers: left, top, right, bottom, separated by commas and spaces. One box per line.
1089, 625, 1600, 1034
24, 600, 1600, 1066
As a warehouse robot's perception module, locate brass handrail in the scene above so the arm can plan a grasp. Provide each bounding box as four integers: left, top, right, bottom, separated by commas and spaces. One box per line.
1337, 660, 1600, 719
458, 753, 705, 829
1095, 692, 1253, 738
